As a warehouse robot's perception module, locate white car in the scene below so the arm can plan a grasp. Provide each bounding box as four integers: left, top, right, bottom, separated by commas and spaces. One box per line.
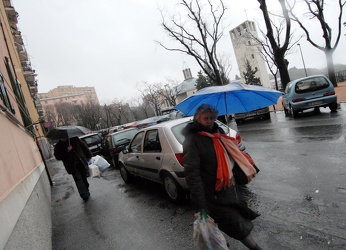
118, 117, 246, 202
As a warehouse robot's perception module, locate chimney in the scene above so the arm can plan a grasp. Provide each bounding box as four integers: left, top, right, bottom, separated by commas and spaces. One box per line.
183, 68, 192, 80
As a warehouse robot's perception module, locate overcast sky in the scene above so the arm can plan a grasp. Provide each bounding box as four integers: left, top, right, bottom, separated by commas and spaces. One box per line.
12, 0, 345, 104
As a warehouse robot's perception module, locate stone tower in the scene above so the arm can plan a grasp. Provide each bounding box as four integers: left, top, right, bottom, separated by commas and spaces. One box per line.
229, 20, 271, 88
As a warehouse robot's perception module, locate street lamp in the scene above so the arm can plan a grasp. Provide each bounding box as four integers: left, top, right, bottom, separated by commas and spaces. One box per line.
297, 43, 307, 77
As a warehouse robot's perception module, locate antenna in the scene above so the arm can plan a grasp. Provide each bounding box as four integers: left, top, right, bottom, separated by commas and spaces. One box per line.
244, 9, 248, 20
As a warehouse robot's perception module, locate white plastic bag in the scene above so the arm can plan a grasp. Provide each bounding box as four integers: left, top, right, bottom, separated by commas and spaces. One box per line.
88, 163, 100, 178
92, 155, 110, 172
193, 213, 228, 250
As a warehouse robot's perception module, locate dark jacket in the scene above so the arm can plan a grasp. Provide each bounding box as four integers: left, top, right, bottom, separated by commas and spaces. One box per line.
183, 120, 259, 240
183, 121, 259, 211
54, 137, 92, 174
182, 121, 224, 209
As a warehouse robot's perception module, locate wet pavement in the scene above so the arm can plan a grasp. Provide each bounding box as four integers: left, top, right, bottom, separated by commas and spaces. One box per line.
49, 104, 346, 250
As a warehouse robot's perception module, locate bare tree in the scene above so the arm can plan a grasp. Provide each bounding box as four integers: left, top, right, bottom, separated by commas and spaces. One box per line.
44, 104, 58, 127
73, 101, 102, 130
257, 0, 292, 90
158, 0, 229, 86
287, 0, 346, 86
55, 102, 76, 126
136, 81, 163, 116
244, 19, 299, 90
157, 78, 180, 107
128, 97, 151, 120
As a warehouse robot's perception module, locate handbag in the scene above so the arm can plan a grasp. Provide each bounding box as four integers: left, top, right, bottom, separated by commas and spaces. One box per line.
232, 162, 260, 186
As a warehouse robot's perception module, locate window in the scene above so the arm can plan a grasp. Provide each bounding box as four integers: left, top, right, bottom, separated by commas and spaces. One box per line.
295, 76, 330, 94
129, 131, 144, 153
0, 73, 14, 113
143, 129, 161, 152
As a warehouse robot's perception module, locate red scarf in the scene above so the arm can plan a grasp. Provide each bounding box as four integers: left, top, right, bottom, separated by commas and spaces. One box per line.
198, 131, 257, 191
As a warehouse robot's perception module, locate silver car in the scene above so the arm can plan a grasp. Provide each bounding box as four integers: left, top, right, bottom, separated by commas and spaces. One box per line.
118, 117, 245, 202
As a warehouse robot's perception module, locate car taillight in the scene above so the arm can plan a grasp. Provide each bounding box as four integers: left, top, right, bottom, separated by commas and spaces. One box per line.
236, 133, 242, 144
292, 98, 306, 103
112, 146, 119, 154
323, 91, 335, 96
175, 153, 184, 166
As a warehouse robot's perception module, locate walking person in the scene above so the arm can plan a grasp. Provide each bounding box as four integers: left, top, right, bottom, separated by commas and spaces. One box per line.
183, 104, 262, 250
54, 136, 93, 201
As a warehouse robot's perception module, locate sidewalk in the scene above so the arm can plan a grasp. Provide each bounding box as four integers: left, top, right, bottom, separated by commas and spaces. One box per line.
270, 80, 346, 111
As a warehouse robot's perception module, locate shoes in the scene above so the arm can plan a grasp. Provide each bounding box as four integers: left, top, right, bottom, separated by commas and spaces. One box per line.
83, 194, 90, 201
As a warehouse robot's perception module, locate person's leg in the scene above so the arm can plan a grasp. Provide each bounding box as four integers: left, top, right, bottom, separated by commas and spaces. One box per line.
240, 234, 262, 250
72, 162, 90, 200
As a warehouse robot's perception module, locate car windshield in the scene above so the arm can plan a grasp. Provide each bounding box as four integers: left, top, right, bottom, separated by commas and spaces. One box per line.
113, 129, 138, 142
81, 134, 101, 146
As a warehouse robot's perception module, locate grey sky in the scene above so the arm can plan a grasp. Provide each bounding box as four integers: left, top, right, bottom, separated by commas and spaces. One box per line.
12, 0, 345, 104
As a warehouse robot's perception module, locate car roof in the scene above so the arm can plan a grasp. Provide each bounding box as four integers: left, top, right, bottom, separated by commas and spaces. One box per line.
136, 116, 194, 131
289, 74, 328, 84
79, 132, 99, 138
109, 127, 139, 136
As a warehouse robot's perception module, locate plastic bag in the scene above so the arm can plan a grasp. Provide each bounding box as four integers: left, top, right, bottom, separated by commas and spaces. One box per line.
92, 155, 110, 172
193, 212, 229, 250
88, 163, 100, 178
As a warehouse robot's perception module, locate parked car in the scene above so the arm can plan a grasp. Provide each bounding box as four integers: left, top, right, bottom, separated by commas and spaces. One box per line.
234, 106, 271, 125
118, 117, 246, 202
104, 128, 139, 167
79, 133, 104, 156
282, 75, 338, 118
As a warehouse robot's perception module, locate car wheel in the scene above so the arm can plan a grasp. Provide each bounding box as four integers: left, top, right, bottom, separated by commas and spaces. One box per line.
119, 163, 132, 183
290, 105, 298, 118
283, 106, 289, 117
111, 155, 119, 169
314, 107, 320, 113
265, 113, 271, 120
162, 173, 184, 203
329, 102, 337, 112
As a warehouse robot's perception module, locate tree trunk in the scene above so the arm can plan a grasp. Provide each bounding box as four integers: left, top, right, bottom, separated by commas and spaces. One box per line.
275, 50, 290, 91
325, 49, 338, 87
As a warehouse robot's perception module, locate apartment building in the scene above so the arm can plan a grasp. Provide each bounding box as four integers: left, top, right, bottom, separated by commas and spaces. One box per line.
0, 1, 52, 248
38, 85, 99, 104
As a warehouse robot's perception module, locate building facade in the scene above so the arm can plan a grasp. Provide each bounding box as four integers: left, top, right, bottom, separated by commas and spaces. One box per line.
38, 85, 99, 105
229, 20, 271, 88
0, 1, 52, 248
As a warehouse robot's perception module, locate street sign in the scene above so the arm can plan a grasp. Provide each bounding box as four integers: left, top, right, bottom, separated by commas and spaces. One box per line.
43, 122, 52, 128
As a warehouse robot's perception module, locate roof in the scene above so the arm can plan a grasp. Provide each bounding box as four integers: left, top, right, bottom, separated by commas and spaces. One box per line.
175, 78, 197, 94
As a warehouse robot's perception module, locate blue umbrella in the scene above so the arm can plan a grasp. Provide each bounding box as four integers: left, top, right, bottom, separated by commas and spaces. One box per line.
174, 81, 282, 116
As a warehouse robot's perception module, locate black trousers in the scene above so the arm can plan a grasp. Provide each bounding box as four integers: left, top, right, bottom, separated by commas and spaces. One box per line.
72, 161, 90, 199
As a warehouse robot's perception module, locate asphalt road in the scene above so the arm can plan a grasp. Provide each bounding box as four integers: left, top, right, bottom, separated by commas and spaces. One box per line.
49, 104, 346, 250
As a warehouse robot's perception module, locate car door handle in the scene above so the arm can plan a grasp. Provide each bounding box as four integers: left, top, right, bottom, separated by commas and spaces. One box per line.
156, 156, 160, 160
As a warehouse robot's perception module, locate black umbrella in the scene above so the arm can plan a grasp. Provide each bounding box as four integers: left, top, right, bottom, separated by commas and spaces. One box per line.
45, 125, 91, 144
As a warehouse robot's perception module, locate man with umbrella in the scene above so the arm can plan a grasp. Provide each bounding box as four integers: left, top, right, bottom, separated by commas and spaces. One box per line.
54, 134, 93, 201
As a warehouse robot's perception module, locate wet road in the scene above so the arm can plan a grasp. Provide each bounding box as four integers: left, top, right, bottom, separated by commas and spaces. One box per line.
50, 105, 346, 250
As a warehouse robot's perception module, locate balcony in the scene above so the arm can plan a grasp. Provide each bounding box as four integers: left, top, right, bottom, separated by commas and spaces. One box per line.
13, 34, 24, 45
4, 5, 18, 24
24, 72, 37, 83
